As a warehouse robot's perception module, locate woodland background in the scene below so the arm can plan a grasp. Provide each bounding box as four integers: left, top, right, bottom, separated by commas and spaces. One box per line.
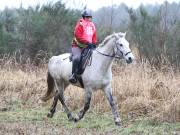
0, 1, 179, 68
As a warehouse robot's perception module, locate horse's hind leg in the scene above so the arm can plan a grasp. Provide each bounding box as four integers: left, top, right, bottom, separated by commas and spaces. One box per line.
75, 88, 92, 122
47, 90, 59, 118
47, 79, 63, 118
54, 80, 75, 121
58, 90, 75, 121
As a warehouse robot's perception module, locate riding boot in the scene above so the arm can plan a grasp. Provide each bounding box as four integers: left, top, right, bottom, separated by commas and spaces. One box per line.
69, 59, 79, 83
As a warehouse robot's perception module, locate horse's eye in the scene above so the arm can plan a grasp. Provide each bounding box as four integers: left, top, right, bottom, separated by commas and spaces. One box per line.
119, 44, 123, 47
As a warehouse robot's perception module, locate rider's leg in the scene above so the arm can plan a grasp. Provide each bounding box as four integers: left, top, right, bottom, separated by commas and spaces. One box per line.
69, 47, 81, 83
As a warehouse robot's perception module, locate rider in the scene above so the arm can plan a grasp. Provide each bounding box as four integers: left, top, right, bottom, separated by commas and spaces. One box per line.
69, 9, 97, 83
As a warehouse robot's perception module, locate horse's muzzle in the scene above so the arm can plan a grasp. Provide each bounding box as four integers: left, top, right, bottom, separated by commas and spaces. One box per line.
126, 57, 133, 64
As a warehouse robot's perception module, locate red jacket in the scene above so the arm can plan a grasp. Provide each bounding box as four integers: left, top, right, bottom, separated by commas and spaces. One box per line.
72, 18, 97, 48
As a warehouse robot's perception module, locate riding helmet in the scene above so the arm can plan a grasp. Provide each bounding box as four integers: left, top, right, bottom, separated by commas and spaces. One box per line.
81, 9, 92, 18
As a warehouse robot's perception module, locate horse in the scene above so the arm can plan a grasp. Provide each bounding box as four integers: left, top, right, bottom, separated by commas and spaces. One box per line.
41, 32, 135, 126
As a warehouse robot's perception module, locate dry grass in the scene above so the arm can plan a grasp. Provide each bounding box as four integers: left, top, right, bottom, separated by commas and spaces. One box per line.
0, 56, 179, 124
111, 63, 180, 122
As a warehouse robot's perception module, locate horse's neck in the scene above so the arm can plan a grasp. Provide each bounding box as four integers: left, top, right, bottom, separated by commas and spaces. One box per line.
93, 43, 115, 72
98, 43, 113, 54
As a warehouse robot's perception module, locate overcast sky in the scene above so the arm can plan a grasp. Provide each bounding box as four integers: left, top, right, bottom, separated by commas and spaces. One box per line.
0, 0, 179, 11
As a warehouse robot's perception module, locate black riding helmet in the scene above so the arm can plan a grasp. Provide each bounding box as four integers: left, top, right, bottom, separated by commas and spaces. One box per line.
81, 9, 92, 18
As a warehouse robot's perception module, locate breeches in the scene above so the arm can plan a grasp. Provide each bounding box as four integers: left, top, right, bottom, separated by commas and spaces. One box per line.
72, 47, 82, 61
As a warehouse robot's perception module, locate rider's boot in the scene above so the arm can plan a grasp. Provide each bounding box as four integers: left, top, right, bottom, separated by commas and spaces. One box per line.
69, 59, 79, 83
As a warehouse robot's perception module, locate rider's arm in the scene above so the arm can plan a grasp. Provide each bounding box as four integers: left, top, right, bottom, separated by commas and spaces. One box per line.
92, 23, 97, 48
92, 31, 97, 45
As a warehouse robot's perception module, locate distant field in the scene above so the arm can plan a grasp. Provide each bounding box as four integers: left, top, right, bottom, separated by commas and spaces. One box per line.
0, 60, 179, 134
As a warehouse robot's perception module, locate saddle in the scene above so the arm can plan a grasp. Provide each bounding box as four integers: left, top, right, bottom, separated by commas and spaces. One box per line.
69, 48, 93, 75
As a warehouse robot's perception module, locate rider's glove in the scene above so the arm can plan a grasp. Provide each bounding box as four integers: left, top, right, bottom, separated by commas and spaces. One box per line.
87, 43, 96, 49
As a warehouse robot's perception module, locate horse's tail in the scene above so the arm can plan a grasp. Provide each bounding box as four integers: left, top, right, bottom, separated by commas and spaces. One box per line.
41, 72, 55, 102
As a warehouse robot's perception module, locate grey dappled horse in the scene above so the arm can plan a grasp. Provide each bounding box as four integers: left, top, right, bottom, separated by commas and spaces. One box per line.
41, 32, 134, 126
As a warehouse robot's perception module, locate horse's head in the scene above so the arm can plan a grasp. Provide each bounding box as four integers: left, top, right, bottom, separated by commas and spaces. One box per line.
113, 32, 134, 63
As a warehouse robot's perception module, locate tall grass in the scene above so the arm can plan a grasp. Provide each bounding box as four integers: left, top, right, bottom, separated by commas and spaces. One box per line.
0, 54, 179, 123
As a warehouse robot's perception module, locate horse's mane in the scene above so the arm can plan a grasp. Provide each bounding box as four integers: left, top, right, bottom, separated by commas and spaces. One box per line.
98, 34, 115, 47
98, 32, 125, 47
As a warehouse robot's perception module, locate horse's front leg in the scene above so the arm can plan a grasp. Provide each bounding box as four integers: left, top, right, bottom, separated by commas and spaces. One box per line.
75, 88, 92, 122
104, 84, 121, 126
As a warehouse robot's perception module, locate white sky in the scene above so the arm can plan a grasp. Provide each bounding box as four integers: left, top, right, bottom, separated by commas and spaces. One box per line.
0, 0, 179, 11
63, 0, 180, 11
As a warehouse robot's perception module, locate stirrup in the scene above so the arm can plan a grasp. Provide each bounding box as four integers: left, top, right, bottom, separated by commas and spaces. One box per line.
69, 74, 77, 83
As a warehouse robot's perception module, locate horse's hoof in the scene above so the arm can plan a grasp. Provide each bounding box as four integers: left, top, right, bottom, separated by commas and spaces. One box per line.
68, 117, 75, 122
68, 116, 76, 122
74, 118, 79, 123
114, 117, 121, 126
67, 113, 75, 122
115, 121, 122, 126
69, 117, 77, 122
47, 113, 53, 118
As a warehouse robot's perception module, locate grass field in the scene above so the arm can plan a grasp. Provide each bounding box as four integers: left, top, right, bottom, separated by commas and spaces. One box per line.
0, 57, 179, 134
0, 101, 179, 135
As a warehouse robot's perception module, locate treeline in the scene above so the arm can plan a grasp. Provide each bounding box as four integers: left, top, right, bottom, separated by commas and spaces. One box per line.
0, 1, 80, 64
0, 1, 179, 68
94, 1, 180, 68
127, 2, 180, 68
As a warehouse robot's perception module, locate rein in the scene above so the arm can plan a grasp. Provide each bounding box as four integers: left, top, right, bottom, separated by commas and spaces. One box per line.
95, 44, 131, 59
95, 49, 117, 58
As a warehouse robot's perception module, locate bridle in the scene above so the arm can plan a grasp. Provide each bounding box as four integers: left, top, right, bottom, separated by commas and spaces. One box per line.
95, 41, 131, 59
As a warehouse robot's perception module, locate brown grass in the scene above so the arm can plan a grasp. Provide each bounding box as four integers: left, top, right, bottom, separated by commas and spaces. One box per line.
0, 56, 179, 123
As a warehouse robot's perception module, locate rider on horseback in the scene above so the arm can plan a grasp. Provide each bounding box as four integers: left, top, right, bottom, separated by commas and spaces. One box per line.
69, 9, 97, 83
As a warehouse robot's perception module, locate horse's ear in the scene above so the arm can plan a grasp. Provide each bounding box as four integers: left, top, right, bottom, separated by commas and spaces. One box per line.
124, 32, 126, 37
118, 32, 126, 38
113, 33, 119, 39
